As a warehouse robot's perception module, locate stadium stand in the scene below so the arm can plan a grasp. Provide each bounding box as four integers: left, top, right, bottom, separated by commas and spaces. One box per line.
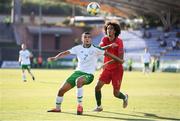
0, 23, 14, 43
0, 23, 20, 61
93, 29, 180, 62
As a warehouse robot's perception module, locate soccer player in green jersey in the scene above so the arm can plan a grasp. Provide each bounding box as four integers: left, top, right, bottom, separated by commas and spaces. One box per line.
47, 32, 124, 115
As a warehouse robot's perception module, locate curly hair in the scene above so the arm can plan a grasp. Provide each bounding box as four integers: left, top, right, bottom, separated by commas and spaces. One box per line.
104, 22, 121, 37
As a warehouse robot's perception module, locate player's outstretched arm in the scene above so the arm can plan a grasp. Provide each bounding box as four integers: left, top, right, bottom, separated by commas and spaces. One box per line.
98, 60, 114, 70
47, 50, 70, 62
105, 51, 124, 64
100, 43, 118, 50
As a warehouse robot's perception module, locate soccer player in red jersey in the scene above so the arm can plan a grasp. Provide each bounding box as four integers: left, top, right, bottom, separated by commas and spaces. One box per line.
94, 22, 128, 112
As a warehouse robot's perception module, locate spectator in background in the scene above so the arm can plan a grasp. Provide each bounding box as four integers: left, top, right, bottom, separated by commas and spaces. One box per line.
156, 56, 160, 70
29, 11, 35, 24
160, 39, 167, 47
172, 39, 177, 49
141, 47, 151, 74
47, 60, 53, 69
127, 58, 133, 71
38, 56, 43, 68
3, 16, 11, 26
33, 57, 38, 68
143, 30, 151, 38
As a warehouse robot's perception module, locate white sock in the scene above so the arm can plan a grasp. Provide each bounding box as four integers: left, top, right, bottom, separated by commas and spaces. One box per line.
98, 105, 102, 108
22, 72, 26, 81
77, 87, 83, 106
56, 96, 63, 110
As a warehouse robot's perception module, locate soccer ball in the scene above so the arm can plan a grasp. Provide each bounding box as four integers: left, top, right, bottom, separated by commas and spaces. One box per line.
87, 2, 100, 15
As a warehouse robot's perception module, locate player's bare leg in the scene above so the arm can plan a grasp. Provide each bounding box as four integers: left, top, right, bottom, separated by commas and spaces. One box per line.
48, 82, 73, 112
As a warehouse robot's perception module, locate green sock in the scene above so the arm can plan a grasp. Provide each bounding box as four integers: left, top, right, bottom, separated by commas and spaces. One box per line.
117, 92, 125, 100
95, 91, 101, 106
77, 96, 83, 106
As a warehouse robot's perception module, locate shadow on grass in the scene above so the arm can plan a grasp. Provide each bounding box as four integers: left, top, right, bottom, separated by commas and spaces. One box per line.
60, 111, 153, 121
103, 111, 180, 121
83, 113, 153, 121
60, 110, 180, 121
136, 112, 180, 121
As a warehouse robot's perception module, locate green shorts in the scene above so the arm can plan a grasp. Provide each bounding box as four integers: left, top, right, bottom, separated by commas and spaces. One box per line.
66, 71, 94, 87
144, 63, 149, 68
21, 64, 31, 70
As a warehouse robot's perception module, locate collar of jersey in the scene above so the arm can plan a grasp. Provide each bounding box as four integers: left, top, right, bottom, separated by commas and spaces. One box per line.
82, 44, 91, 48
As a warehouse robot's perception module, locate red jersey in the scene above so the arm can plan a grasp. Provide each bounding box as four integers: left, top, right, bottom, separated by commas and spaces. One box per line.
100, 36, 124, 70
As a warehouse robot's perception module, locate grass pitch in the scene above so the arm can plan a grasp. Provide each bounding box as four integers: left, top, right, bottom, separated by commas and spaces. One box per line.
0, 69, 180, 121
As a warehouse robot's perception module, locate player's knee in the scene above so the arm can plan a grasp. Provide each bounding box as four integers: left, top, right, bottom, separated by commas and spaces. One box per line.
76, 78, 84, 88
95, 85, 101, 91
95, 81, 104, 91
